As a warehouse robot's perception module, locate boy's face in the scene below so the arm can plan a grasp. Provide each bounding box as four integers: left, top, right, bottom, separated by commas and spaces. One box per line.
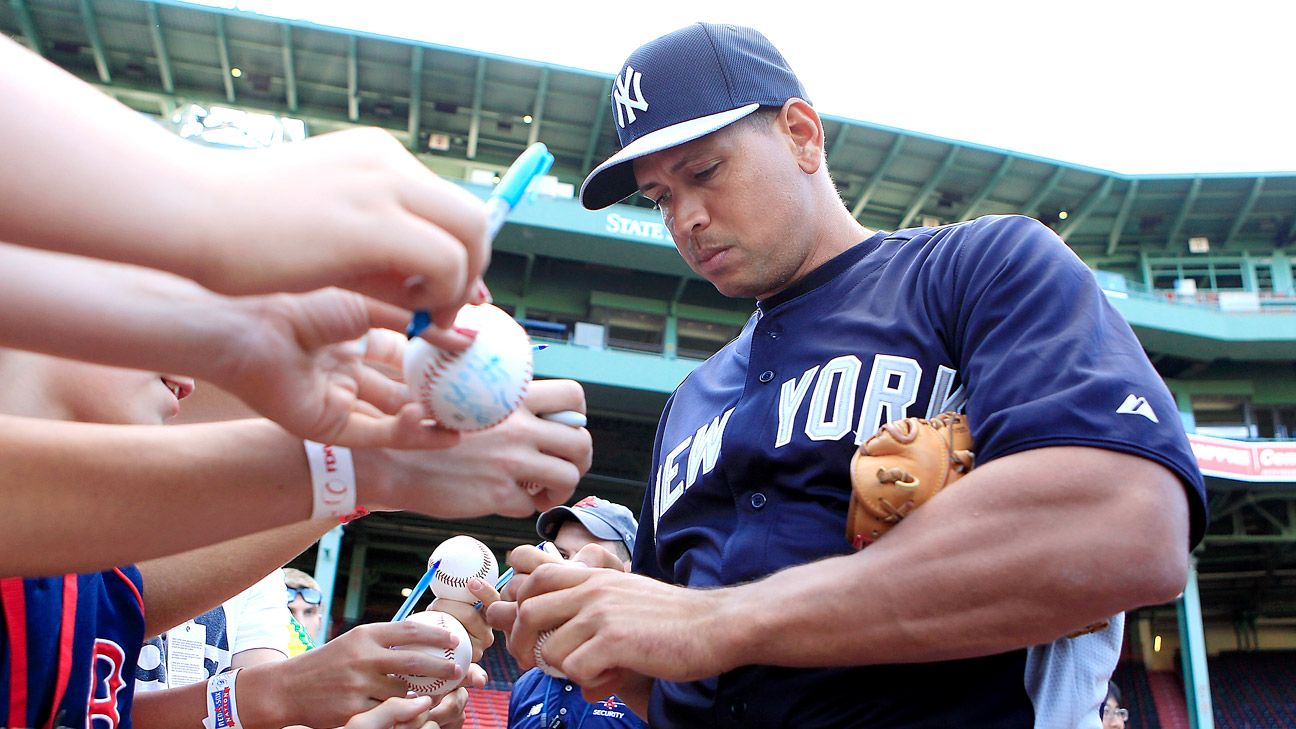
41, 359, 194, 425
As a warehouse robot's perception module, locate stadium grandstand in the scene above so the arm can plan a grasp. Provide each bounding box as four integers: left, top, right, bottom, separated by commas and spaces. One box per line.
4, 1, 1294, 727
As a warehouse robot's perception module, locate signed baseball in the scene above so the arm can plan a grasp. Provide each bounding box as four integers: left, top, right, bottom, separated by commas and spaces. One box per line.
429, 535, 499, 604
404, 304, 533, 431
534, 628, 566, 679
393, 610, 472, 697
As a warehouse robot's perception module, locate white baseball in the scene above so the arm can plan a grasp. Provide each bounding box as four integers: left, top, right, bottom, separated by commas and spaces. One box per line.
392, 610, 472, 697
404, 304, 533, 431
534, 628, 566, 678
429, 535, 499, 603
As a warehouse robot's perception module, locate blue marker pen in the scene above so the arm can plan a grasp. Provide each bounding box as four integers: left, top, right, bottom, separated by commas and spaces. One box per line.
392, 559, 441, 622
407, 143, 555, 339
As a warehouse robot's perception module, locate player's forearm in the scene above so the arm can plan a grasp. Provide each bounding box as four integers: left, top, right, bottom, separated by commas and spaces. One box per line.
719, 447, 1190, 669
139, 519, 334, 638
0, 37, 219, 280
0, 417, 312, 575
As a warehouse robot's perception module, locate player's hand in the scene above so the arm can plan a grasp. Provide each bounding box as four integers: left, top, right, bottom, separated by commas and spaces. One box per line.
201, 127, 491, 327
343, 695, 437, 729
210, 289, 475, 449
430, 579, 500, 661
503, 559, 732, 688
363, 379, 591, 518
484, 542, 563, 639
272, 620, 465, 728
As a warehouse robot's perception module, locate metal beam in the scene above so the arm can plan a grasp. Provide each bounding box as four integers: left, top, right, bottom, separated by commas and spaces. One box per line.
1285, 212, 1296, 248
78, 0, 111, 83
346, 35, 359, 122
406, 46, 423, 151
214, 14, 235, 103
280, 24, 298, 112
1166, 177, 1203, 250
581, 79, 612, 173
899, 147, 959, 229
1021, 167, 1066, 216
1106, 179, 1140, 255
145, 2, 173, 94
851, 135, 905, 218
527, 67, 549, 147
1221, 178, 1264, 249
959, 156, 1013, 220
467, 58, 486, 159
826, 124, 850, 164
11, 0, 45, 56
1058, 176, 1114, 239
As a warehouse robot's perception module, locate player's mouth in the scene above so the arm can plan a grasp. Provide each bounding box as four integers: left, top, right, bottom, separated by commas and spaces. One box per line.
693, 246, 729, 273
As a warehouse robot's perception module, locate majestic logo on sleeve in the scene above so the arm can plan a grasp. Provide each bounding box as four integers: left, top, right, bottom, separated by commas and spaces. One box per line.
1116, 393, 1159, 422
653, 353, 965, 526
613, 65, 649, 127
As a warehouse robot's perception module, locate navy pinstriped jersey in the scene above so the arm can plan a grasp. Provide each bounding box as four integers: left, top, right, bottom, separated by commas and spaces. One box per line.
632, 216, 1206, 729
1, 566, 145, 729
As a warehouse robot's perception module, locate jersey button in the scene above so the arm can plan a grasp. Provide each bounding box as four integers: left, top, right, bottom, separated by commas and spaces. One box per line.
758, 370, 775, 383
729, 701, 747, 719
768, 330, 779, 339
750, 492, 767, 509
563, 684, 573, 692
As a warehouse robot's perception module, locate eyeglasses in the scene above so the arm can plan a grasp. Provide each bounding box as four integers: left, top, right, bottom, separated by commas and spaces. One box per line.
1103, 706, 1129, 721
286, 586, 322, 605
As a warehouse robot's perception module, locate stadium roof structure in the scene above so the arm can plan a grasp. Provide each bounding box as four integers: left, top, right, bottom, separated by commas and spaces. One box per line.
5, 0, 1296, 269
5, 0, 1295, 624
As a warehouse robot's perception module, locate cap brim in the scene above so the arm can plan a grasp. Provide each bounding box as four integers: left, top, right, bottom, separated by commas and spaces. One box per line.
536, 506, 622, 543
579, 103, 760, 210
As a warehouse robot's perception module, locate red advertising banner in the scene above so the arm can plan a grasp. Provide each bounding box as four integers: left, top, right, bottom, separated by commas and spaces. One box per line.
1188, 433, 1296, 482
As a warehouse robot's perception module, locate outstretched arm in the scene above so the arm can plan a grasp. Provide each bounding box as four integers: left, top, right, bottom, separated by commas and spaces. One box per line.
0, 244, 478, 448
0, 35, 488, 323
1, 379, 589, 577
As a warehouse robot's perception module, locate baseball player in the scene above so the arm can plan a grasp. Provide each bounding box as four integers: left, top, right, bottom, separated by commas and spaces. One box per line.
494, 23, 1208, 729
507, 497, 649, 729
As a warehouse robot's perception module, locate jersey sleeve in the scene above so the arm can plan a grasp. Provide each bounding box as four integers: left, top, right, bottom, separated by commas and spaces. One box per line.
937, 215, 1207, 545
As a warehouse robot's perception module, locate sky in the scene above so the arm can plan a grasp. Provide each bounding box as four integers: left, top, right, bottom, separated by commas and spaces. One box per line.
187, 0, 1295, 175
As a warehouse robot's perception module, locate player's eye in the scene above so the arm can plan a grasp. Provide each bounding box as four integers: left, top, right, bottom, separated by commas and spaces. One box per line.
648, 192, 671, 211
694, 163, 719, 181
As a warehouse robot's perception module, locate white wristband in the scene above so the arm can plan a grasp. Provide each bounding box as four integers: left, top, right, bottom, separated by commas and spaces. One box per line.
304, 441, 356, 521
202, 667, 243, 729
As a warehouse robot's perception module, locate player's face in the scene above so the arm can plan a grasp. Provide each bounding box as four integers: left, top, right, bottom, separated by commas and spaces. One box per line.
289, 595, 324, 637
554, 521, 626, 565
39, 359, 194, 425
633, 114, 820, 299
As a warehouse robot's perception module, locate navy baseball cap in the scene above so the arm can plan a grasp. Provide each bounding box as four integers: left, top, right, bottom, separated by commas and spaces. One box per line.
579, 22, 809, 210
536, 495, 638, 554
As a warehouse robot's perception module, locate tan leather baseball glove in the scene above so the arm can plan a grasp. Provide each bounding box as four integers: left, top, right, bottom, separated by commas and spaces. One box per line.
846, 411, 974, 550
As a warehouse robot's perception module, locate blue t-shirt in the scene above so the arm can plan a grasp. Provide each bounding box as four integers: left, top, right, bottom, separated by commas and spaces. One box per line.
1, 566, 145, 729
508, 668, 648, 729
633, 216, 1206, 728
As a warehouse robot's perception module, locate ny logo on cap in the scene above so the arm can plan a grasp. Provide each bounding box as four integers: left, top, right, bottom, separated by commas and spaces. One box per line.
613, 65, 649, 128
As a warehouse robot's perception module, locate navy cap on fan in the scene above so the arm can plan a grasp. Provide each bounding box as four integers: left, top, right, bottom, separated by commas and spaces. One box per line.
579, 23, 809, 210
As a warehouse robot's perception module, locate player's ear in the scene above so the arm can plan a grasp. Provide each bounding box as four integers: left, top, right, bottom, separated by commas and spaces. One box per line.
780, 98, 824, 175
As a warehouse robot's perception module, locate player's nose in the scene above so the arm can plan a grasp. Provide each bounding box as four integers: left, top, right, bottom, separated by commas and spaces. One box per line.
669, 194, 709, 242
